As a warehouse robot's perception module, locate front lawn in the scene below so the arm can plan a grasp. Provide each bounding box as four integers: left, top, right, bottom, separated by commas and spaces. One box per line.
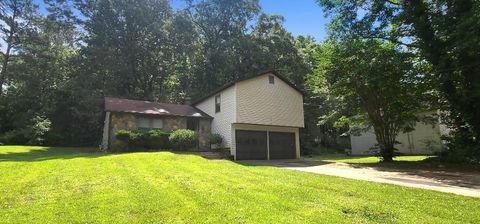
1, 146, 479, 223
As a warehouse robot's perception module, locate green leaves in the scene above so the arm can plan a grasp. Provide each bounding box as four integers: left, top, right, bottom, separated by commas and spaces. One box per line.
309, 39, 423, 160
316, 0, 480, 162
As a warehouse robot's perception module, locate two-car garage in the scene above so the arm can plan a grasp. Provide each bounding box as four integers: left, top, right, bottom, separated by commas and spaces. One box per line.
233, 125, 299, 160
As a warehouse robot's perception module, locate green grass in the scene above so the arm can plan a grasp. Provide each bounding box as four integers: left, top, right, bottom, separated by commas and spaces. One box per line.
1, 146, 479, 223
311, 154, 432, 164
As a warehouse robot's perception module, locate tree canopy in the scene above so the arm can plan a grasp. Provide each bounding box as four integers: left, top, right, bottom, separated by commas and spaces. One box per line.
316, 0, 480, 162
0, 0, 314, 146
308, 39, 425, 161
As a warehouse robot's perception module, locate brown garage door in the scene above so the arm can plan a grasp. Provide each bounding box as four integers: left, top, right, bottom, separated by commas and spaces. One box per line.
269, 132, 296, 159
235, 130, 268, 160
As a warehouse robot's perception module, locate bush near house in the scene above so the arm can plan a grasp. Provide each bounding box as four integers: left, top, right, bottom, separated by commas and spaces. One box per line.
209, 133, 223, 150
169, 129, 198, 151
115, 129, 170, 151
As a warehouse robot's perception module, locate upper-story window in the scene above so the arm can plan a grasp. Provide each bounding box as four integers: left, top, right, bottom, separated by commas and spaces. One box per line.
269, 75, 275, 84
215, 94, 221, 113
137, 117, 163, 131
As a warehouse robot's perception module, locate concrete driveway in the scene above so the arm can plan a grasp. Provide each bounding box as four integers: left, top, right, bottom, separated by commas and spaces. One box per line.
243, 159, 480, 197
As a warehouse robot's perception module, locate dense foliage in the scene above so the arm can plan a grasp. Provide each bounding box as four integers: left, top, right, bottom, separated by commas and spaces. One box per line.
0, 0, 315, 147
308, 40, 425, 161
168, 129, 198, 151
314, 0, 480, 163
115, 129, 170, 151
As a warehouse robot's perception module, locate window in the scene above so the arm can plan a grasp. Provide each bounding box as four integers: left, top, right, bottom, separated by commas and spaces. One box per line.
137, 118, 150, 129
187, 118, 199, 131
152, 119, 163, 129
268, 75, 275, 84
137, 117, 163, 130
215, 94, 221, 113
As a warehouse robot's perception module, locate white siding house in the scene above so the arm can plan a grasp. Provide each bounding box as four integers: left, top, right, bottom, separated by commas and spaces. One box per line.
350, 111, 445, 155
195, 85, 236, 148
194, 71, 304, 160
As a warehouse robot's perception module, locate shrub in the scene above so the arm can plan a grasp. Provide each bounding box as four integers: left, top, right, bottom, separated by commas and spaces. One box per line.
114, 130, 142, 151
114, 129, 170, 152
144, 130, 170, 149
115, 130, 139, 142
0, 116, 51, 145
440, 130, 480, 164
169, 129, 198, 151
210, 133, 223, 149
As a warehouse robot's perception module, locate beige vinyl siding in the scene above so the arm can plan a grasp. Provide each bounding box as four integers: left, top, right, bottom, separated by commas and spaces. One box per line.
195, 85, 236, 148
235, 73, 304, 128
231, 123, 300, 159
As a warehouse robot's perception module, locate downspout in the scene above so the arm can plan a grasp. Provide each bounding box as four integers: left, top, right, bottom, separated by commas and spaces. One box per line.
101, 112, 111, 151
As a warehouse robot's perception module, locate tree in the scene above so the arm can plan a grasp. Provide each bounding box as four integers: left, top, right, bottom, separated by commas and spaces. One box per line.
309, 40, 423, 161
316, 0, 480, 162
186, 0, 261, 95
0, 0, 81, 145
78, 0, 179, 100
249, 14, 311, 85
0, 0, 319, 147
0, 0, 37, 95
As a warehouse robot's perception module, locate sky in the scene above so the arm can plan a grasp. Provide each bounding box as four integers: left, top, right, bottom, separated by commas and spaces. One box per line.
172, 0, 330, 41
257, 0, 329, 41
31, 0, 330, 42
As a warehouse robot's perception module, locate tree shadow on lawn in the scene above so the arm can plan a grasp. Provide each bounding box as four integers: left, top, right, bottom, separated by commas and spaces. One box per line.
346, 160, 480, 189
0, 147, 107, 162
0, 147, 227, 162
237, 159, 335, 168
239, 157, 480, 190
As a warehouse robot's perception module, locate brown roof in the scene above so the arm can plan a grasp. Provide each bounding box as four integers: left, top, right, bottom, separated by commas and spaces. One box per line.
104, 97, 212, 118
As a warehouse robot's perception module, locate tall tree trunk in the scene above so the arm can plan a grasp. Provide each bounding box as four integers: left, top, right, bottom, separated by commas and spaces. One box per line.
0, 44, 12, 96
0, 1, 18, 97
372, 125, 395, 162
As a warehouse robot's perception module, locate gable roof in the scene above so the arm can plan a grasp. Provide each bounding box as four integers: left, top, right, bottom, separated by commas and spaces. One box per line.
191, 70, 304, 105
104, 97, 212, 118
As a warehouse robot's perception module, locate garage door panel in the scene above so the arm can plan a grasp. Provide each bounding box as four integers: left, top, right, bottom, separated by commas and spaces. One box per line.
236, 130, 268, 160
269, 132, 296, 159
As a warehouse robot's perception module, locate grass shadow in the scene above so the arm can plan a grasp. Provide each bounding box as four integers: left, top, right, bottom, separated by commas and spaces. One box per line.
0, 146, 106, 162
350, 161, 480, 189
0, 146, 228, 162
236, 159, 334, 168
311, 155, 480, 190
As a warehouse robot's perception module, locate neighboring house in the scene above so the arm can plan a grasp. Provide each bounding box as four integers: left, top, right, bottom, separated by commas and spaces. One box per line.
101, 97, 212, 150
101, 71, 305, 160
193, 71, 305, 160
349, 111, 445, 155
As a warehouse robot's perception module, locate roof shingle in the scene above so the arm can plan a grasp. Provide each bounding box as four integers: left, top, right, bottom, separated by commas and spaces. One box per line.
104, 97, 212, 118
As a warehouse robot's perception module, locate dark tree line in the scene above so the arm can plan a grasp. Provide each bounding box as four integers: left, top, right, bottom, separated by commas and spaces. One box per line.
0, 0, 315, 146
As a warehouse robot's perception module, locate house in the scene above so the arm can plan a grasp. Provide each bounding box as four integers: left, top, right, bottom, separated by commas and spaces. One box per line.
349, 111, 445, 155
101, 71, 305, 160
101, 97, 213, 150
192, 71, 304, 160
